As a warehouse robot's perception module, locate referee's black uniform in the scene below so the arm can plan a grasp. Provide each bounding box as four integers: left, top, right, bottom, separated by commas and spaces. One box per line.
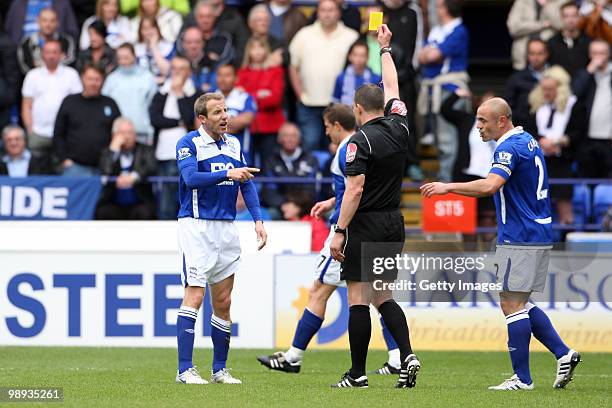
341, 98, 416, 283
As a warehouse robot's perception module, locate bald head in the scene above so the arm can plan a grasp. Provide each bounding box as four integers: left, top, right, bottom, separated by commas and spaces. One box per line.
476, 97, 514, 142
480, 97, 512, 120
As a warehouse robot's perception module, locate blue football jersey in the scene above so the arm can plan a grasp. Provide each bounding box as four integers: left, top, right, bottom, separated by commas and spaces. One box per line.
176, 127, 245, 220
489, 127, 553, 245
329, 137, 350, 225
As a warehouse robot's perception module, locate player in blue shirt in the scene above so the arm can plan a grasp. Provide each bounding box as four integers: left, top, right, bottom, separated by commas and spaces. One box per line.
421, 97, 580, 391
174, 92, 267, 385
256, 104, 402, 376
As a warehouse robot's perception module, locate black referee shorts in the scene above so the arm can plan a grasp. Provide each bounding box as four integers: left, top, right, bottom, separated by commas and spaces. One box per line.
341, 209, 405, 282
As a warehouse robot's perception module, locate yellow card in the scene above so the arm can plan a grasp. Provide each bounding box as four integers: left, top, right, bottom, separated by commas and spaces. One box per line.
368, 12, 383, 31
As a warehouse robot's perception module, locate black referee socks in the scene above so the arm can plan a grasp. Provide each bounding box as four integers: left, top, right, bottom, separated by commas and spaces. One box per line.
348, 304, 371, 378
378, 300, 413, 362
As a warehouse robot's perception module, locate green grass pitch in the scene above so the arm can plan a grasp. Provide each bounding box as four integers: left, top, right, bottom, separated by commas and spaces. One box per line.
0, 347, 610, 407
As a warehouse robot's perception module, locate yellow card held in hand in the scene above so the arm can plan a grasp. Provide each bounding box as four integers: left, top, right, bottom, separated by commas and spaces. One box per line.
368, 12, 383, 31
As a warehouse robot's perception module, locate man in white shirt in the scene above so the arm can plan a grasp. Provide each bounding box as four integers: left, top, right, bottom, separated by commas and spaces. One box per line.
21, 39, 82, 160
288, 0, 358, 152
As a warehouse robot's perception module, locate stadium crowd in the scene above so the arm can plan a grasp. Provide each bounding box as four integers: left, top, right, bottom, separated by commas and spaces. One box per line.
0, 0, 610, 237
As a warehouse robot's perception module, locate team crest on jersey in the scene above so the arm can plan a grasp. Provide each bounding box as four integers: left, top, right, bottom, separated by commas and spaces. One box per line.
177, 147, 191, 160
497, 151, 512, 165
390, 100, 407, 116
346, 143, 357, 162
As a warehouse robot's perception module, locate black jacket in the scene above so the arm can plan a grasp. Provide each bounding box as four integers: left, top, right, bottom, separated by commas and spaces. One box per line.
0, 152, 53, 176
262, 148, 319, 207
547, 32, 591, 78
0, 33, 20, 130
504, 66, 541, 128
572, 67, 612, 128
440, 92, 473, 181
149, 90, 201, 150
98, 144, 157, 206
382, 1, 419, 83
53, 94, 121, 166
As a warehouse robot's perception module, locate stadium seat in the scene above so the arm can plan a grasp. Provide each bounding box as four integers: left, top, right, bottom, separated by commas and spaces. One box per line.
312, 150, 332, 171
572, 184, 592, 226
593, 185, 612, 224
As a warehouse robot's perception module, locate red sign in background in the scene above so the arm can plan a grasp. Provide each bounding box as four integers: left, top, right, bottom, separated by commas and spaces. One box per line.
422, 193, 477, 233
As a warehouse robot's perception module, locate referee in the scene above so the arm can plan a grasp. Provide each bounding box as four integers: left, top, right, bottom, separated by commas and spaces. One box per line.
330, 25, 420, 389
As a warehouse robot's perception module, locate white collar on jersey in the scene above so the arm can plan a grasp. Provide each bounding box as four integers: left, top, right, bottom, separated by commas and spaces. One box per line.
496, 126, 523, 147
198, 126, 227, 145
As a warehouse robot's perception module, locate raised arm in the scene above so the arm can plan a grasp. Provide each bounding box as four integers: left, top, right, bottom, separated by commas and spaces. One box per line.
377, 24, 399, 105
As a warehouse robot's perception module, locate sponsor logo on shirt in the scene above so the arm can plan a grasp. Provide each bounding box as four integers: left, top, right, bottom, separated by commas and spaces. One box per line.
497, 151, 512, 165
346, 143, 357, 163
390, 100, 407, 116
177, 147, 191, 160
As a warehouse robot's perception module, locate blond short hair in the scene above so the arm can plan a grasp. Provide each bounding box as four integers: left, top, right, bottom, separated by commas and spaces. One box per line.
194, 93, 224, 117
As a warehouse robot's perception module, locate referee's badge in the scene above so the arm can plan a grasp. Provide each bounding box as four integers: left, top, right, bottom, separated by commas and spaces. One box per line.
390, 100, 407, 116
346, 143, 357, 163
104, 106, 112, 117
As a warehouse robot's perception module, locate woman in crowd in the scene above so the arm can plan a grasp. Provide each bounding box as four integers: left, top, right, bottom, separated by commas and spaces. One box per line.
237, 36, 285, 168
130, 0, 182, 43
76, 20, 117, 73
527, 65, 584, 225
134, 16, 173, 84
80, 0, 132, 50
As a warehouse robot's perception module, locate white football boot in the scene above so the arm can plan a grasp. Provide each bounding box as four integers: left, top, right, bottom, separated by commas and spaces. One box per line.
488, 374, 534, 390
176, 366, 208, 384
211, 368, 242, 384
553, 349, 581, 389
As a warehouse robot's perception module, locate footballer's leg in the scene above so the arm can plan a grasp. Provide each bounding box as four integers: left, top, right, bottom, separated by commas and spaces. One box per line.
372, 289, 420, 388
176, 285, 208, 384
372, 316, 401, 375
489, 291, 534, 390
258, 280, 336, 373
209, 274, 241, 384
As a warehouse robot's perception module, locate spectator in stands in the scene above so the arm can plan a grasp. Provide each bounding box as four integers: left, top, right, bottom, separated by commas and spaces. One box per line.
579, 0, 612, 43
17, 8, 76, 74
440, 88, 496, 238
102, 43, 158, 145
289, 0, 358, 151
247, 4, 284, 63
262, 122, 319, 212
505, 38, 550, 128
22, 40, 82, 159
215, 64, 256, 164
183, 0, 249, 66
0, 125, 52, 176
54, 65, 121, 176
96, 117, 157, 220
0, 32, 19, 132
149, 55, 199, 220
80, 0, 132, 50
120, 0, 190, 16
417, 0, 469, 182
548, 1, 591, 77
507, 0, 564, 71
177, 27, 216, 92
130, 0, 183, 44
5, 0, 78, 45
237, 36, 285, 167
309, 0, 361, 33
572, 39, 612, 179
75, 20, 117, 73
527, 65, 582, 224
266, 0, 308, 45
332, 40, 382, 106
134, 16, 173, 84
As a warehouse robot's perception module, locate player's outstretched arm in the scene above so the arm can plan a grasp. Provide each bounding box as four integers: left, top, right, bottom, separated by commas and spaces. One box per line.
311, 197, 336, 219
420, 173, 507, 198
378, 24, 399, 105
